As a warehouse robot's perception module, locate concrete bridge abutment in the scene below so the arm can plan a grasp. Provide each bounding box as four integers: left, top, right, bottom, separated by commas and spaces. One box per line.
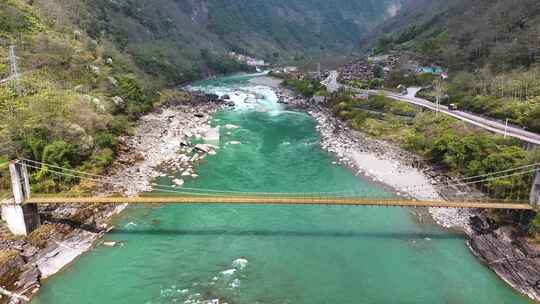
0, 161, 40, 235
531, 169, 540, 210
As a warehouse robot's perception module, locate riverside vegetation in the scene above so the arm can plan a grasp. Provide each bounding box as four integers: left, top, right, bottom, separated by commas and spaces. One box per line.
0, 0, 254, 193
338, 0, 540, 238
0, 0, 244, 281
282, 77, 540, 238
0, 0, 406, 195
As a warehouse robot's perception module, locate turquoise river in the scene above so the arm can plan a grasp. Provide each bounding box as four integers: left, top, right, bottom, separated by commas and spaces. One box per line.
33, 74, 531, 304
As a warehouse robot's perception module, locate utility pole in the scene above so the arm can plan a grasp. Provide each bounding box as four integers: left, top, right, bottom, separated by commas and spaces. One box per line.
8, 45, 21, 94
434, 79, 442, 116
504, 118, 509, 138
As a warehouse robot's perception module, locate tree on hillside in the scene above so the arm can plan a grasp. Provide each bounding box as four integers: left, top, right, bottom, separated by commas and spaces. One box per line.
433, 78, 447, 114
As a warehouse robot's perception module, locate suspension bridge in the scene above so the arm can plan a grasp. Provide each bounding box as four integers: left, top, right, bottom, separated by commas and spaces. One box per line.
1, 159, 540, 235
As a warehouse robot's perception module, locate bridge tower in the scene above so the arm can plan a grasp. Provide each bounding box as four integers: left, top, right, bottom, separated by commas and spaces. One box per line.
531, 168, 540, 210
0, 161, 40, 235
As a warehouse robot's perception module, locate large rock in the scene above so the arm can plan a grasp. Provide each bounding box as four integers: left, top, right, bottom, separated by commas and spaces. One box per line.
0, 252, 25, 289
468, 223, 540, 301
194, 144, 214, 154
205, 93, 220, 102
16, 264, 40, 290
112, 96, 125, 107
204, 127, 220, 142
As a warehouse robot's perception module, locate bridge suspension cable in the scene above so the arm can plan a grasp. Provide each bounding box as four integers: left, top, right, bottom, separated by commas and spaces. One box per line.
21, 158, 540, 187
439, 163, 539, 183
21, 162, 368, 197
20, 158, 540, 190
16, 159, 539, 202
398, 167, 539, 192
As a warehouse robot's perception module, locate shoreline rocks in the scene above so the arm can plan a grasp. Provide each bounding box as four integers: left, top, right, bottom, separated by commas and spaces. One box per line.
469, 215, 540, 301
0, 93, 224, 302
102, 99, 222, 196
285, 89, 540, 302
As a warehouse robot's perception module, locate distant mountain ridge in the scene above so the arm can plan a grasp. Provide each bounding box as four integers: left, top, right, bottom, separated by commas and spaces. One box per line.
23, 0, 403, 83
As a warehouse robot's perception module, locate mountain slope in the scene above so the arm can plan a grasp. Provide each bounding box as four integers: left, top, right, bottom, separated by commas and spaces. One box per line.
365, 0, 540, 71
26, 0, 403, 84
0, 0, 405, 190
360, 0, 540, 134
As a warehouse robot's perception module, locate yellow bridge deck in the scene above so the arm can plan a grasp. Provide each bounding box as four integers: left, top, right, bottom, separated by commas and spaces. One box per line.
24, 196, 534, 210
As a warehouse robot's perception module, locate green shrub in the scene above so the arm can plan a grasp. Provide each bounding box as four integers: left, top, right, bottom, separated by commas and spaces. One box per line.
79, 148, 115, 175
95, 132, 117, 150
109, 115, 132, 135
283, 78, 326, 98
524, 106, 540, 133
19, 128, 50, 161
30, 140, 81, 193
351, 111, 368, 130
529, 213, 540, 236
42, 140, 79, 167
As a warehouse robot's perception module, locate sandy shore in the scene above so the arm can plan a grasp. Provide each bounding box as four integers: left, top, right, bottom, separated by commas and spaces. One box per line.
308, 107, 474, 232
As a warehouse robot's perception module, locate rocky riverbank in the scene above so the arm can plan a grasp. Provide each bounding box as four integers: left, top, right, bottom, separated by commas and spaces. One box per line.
305, 105, 475, 231
469, 215, 540, 301
0, 92, 227, 303
100, 94, 224, 196
270, 76, 540, 302
254, 76, 474, 230
303, 100, 540, 301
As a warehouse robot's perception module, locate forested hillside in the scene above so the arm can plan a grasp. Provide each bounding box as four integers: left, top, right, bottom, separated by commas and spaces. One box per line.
20, 0, 403, 85
369, 0, 540, 70
365, 0, 540, 133
0, 0, 403, 192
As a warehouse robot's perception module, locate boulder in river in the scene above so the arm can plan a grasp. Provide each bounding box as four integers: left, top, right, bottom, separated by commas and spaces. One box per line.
205, 93, 220, 102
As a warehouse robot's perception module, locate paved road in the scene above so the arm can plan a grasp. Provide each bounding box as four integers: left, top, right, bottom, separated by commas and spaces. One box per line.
334, 80, 540, 145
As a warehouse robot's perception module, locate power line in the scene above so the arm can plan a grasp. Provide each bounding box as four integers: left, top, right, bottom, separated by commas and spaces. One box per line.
437, 168, 538, 189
